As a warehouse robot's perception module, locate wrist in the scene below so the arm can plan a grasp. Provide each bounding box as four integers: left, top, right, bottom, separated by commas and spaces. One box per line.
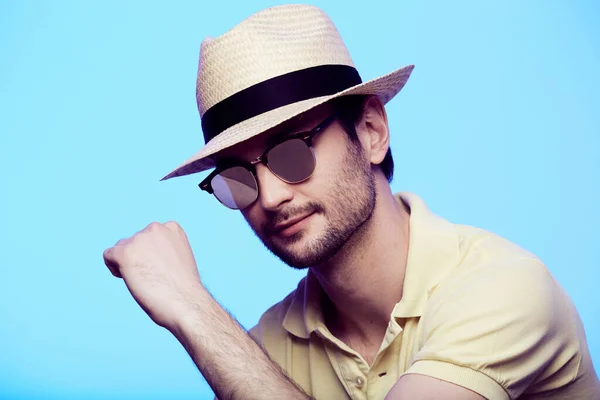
169, 284, 213, 339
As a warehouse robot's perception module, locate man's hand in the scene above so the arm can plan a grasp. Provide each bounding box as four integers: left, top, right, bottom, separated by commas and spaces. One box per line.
103, 221, 205, 332
103, 221, 311, 400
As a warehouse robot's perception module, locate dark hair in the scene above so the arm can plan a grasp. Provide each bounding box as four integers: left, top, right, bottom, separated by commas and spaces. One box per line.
331, 95, 394, 182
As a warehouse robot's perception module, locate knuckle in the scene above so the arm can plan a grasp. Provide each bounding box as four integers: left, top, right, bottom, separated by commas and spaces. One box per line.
114, 242, 127, 256
164, 220, 181, 231
104, 244, 123, 265
120, 242, 136, 263
148, 221, 162, 231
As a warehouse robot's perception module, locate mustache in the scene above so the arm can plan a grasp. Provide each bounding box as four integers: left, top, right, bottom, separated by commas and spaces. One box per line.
262, 202, 325, 232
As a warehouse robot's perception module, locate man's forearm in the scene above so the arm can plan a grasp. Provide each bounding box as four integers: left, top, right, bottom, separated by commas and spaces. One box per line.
170, 288, 311, 400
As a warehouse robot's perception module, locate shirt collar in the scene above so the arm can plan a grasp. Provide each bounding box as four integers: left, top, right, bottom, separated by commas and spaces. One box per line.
282, 269, 324, 339
281, 192, 460, 339
390, 192, 459, 319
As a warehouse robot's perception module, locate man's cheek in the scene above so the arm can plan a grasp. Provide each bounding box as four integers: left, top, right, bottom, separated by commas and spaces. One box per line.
245, 213, 265, 236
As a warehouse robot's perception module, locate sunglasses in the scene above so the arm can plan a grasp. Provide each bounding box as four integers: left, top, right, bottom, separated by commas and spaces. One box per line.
199, 115, 336, 210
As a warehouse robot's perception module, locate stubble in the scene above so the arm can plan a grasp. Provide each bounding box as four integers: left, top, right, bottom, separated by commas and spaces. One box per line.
256, 140, 377, 269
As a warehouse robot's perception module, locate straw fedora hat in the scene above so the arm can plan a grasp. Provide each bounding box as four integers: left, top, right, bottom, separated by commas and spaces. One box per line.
160, 4, 414, 181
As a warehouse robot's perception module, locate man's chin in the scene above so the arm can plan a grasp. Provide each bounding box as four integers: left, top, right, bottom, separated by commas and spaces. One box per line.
266, 239, 323, 270
270, 230, 305, 245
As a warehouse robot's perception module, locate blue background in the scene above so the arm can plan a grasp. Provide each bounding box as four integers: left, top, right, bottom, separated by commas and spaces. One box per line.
1, 1, 598, 399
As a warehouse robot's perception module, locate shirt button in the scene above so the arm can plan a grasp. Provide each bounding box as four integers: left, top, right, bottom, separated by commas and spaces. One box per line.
355, 376, 365, 388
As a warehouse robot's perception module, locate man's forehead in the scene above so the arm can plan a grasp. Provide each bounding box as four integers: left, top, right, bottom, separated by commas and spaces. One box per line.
213, 103, 333, 163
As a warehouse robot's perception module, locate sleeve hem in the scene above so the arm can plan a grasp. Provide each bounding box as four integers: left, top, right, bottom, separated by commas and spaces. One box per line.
403, 359, 510, 400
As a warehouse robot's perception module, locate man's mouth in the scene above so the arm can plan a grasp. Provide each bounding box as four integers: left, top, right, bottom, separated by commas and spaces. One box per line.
268, 212, 315, 237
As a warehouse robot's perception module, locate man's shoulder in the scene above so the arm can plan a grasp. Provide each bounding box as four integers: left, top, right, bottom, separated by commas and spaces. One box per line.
416, 223, 598, 398
438, 223, 557, 308
455, 223, 543, 267
449, 223, 560, 289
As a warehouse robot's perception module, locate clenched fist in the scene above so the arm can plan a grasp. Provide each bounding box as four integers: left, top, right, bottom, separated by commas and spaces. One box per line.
103, 221, 206, 332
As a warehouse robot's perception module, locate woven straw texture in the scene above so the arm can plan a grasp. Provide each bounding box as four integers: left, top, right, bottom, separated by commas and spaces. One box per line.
161, 4, 414, 181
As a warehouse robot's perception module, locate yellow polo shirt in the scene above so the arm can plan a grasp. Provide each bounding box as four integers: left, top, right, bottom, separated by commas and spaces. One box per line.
249, 193, 600, 399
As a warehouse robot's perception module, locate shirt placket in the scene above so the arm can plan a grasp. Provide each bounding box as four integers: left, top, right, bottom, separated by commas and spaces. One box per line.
316, 319, 404, 400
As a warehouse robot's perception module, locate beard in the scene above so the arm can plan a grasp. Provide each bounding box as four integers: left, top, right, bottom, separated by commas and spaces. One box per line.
254, 139, 377, 269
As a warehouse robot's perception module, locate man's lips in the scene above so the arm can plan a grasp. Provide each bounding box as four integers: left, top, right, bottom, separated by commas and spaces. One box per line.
268, 212, 315, 234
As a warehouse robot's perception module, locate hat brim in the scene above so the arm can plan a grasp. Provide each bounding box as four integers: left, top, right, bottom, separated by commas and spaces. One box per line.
160, 64, 415, 181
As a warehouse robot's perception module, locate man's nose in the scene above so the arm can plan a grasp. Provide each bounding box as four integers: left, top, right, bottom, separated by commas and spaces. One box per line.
254, 163, 294, 211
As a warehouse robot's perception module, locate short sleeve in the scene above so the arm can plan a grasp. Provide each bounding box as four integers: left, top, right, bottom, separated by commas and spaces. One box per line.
404, 258, 581, 400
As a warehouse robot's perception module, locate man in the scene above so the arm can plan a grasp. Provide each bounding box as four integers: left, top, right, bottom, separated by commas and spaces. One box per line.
103, 4, 599, 399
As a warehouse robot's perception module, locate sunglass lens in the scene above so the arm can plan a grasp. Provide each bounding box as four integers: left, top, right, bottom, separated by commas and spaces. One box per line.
211, 166, 258, 209
267, 138, 316, 183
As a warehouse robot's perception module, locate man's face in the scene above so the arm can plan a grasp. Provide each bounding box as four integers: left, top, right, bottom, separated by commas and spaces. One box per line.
216, 104, 377, 269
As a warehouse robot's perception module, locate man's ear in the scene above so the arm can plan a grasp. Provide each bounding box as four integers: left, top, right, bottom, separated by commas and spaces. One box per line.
358, 96, 390, 165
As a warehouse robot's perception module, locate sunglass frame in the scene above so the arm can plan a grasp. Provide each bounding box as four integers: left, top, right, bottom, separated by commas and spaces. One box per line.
198, 115, 336, 201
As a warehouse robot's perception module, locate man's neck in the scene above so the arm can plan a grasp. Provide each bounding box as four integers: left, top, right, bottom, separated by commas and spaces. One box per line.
310, 182, 410, 353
